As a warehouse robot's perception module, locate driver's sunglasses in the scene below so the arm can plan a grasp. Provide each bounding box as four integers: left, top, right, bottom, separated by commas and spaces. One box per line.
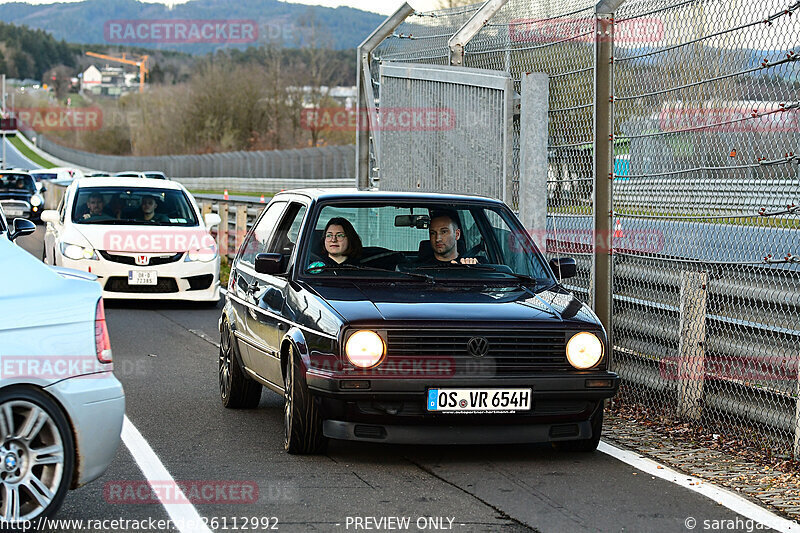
325, 232, 346, 240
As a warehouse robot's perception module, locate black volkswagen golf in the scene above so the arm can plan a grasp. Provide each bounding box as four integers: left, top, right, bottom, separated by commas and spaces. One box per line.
219, 189, 619, 454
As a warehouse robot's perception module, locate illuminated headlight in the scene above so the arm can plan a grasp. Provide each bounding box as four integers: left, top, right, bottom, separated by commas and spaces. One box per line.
566, 332, 603, 369
60, 242, 98, 261
29, 195, 42, 207
345, 330, 385, 369
185, 243, 218, 262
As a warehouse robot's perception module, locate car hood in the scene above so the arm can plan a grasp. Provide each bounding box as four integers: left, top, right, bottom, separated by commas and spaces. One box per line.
68, 224, 210, 253
309, 282, 600, 327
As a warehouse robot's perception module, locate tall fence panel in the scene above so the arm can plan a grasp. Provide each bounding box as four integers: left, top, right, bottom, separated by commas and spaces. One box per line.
612, 0, 800, 451
378, 62, 514, 202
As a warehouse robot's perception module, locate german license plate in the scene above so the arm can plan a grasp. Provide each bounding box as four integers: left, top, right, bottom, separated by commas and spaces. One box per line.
427, 388, 532, 413
128, 270, 157, 285
5, 208, 23, 217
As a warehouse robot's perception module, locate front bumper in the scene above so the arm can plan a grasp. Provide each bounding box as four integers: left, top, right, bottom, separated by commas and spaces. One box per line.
45, 371, 125, 487
0, 200, 39, 222
308, 372, 619, 444
60, 253, 220, 301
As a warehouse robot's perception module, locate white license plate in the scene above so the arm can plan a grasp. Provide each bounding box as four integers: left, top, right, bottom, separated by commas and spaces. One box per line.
5, 208, 23, 217
128, 270, 157, 285
427, 388, 532, 413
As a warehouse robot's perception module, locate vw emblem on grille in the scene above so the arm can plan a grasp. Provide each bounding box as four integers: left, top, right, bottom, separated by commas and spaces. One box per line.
135, 255, 149, 266
467, 337, 489, 358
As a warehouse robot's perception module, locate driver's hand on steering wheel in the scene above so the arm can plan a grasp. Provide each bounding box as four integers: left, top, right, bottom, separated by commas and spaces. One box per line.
452, 257, 478, 265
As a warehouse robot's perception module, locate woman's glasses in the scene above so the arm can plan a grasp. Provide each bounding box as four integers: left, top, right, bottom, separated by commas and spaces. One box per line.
325, 232, 347, 240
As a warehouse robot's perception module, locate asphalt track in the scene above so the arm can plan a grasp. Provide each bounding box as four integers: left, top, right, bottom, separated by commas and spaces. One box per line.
12, 228, 783, 533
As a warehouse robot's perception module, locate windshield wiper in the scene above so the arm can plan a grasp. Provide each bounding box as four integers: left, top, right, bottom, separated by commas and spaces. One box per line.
306, 264, 434, 283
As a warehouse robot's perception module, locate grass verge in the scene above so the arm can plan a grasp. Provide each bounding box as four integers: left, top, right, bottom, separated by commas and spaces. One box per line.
219, 256, 231, 287
6, 134, 56, 169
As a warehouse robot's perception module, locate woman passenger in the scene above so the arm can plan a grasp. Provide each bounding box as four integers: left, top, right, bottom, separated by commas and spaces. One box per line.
320, 217, 362, 266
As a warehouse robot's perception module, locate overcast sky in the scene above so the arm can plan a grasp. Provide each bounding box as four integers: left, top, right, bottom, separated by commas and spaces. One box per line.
0, 0, 444, 15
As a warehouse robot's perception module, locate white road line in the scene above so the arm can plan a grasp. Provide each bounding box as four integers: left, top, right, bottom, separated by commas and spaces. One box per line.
122, 416, 213, 533
599, 441, 800, 532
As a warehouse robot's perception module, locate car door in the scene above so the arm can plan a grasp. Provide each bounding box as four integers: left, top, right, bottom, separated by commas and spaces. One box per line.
245, 201, 308, 386
45, 194, 68, 265
230, 201, 287, 372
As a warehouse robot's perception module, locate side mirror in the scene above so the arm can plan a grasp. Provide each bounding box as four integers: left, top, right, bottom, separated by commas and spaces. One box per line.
40, 185, 47, 193
9, 218, 36, 241
549, 257, 577, 280
40, 210, 59, 224
204, 213, 222, 227
254, 253, 285, 275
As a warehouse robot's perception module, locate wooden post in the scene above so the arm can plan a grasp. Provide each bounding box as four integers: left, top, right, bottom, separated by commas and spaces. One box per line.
235, 205, 248, 255
200, 202, 211, 216
218, 203, 229, 259
677, 270, 708, 420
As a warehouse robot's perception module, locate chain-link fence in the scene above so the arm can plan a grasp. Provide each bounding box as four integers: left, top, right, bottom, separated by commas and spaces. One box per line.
366, 0, 800, 455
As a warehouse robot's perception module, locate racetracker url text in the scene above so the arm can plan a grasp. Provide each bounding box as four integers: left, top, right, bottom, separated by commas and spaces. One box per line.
0, 516, 279, 531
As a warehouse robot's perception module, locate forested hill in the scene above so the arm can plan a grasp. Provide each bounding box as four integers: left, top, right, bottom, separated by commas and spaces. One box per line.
0, 21, 75, 79
0, 0, 385, 53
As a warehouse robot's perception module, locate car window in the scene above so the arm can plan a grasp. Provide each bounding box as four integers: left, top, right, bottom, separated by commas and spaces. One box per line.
0, 174, 35, 193
304, 202, 553, 284
71, 187, 199, 226
269, 203, 307, 259
239, 201, 286, 265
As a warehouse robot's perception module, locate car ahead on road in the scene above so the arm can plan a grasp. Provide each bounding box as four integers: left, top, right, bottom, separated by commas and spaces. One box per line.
219, 189, 620, 454
30, 168, 86, 184
0, 171, 45, 223
114, 171, 169, 180
0, 212, 125, 521
40, 177, 222, 302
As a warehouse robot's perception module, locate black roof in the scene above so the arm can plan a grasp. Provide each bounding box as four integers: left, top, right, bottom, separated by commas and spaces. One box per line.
276, 188, 507, 205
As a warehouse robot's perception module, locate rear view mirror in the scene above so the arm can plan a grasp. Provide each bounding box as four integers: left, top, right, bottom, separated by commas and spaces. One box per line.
395, 214, 430, 229
9, 218, 36, 241
254, 253, 285, 275
550, 257, 577, 279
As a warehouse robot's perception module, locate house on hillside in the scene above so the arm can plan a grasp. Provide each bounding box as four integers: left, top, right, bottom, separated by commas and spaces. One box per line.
80, 65, 139, 97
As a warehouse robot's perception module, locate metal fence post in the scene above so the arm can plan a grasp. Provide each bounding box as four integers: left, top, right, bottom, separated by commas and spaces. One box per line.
593, 0, 624, 362
218, 203, 229, 259
794, 355, 800, 458
678, 270, 708, 420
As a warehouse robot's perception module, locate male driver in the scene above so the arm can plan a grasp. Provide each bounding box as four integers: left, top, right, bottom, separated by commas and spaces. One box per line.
82, 192, 113, 221
426, 211, 477, 265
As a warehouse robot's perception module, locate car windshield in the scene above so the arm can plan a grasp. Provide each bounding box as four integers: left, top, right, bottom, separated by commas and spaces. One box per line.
71, 186, 199, 226
0, 174, 35, 193
144, 173, 166, 179
301, 202, 553, 284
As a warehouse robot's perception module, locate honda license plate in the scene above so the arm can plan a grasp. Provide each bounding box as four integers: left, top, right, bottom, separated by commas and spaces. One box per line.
128, 270, 157, 285
427, 388, 532, 413
5, 208, 23, 217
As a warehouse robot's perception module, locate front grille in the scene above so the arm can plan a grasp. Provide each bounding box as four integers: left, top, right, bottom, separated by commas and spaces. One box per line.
386, 329, 570, 375
99, 251, 184, 266
105, 277, 179, 293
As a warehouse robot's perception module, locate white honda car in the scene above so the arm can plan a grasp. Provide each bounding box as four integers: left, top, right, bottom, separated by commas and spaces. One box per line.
41, 177, 222, 302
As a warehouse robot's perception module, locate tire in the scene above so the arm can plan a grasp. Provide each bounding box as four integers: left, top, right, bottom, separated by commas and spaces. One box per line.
553, 404, 604, 452
283, 344, 327, 455
219, 321, 261, 409
0, 387, 75, 523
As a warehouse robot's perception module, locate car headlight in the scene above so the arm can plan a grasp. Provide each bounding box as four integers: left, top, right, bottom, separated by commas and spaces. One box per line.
29, 195, 42, 207
60, 242, 98, 261
185, 243, 218, 262
345, 330, 385, 369
566, 332, 604, 369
